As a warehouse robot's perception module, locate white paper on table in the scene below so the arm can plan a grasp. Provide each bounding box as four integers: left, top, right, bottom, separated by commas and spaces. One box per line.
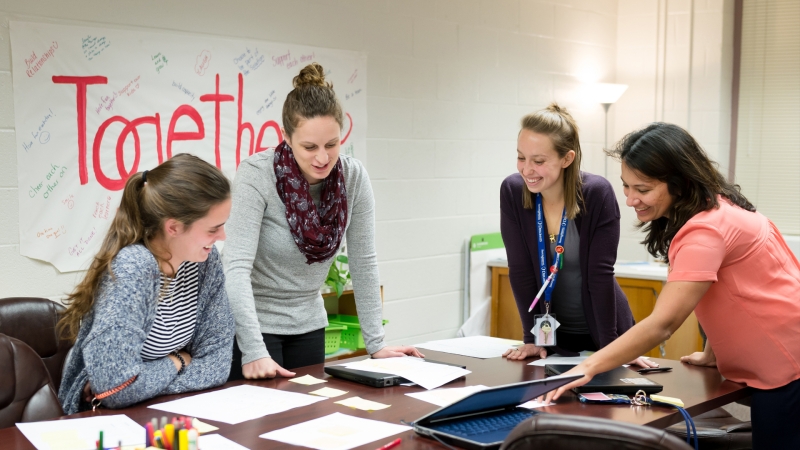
260, 412, 410, 450
148, 385, 326, 424
199, 434, 250, 450
16, 415, 144, 450
518, 399, 553, 409
415, 336, 522, 359
405, 385, 489, 407
528, 355, 588, 367
339, 357, 471, 390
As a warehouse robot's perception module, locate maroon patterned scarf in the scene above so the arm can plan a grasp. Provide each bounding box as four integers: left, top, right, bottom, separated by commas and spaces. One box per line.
274, 141, 348, 264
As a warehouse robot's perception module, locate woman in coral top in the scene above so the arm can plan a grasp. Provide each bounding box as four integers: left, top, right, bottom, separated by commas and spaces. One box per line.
548, 123, 800, 449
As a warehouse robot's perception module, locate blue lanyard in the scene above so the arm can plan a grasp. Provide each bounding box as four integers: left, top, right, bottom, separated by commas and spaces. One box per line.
535, 193, 567, 305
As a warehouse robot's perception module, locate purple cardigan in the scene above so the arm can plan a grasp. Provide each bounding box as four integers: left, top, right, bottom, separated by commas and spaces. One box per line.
500, 171, 634, 354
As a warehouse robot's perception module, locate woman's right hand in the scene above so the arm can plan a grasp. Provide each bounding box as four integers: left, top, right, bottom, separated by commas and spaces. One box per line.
503, 343, 547, 360
242, 357, 296, 379
680, 351, 717, 367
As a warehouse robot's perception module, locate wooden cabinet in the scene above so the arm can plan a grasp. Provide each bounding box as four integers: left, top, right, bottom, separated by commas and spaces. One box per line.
489, 266, 704, 360
490, 267, 523, 340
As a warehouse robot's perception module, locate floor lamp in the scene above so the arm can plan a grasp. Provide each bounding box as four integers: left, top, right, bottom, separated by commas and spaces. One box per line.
592, 83, 628, 178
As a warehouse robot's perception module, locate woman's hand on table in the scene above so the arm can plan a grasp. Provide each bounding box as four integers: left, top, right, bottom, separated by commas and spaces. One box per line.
627, 357, 659, 368
503, 343, 547, 360
242, 357, 296, 379
680, 351, 717, 367
371, 346, 425, 358
543, 362, 595, 403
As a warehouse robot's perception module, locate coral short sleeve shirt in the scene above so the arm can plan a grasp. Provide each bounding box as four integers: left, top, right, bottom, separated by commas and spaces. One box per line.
668, 197, 800, 389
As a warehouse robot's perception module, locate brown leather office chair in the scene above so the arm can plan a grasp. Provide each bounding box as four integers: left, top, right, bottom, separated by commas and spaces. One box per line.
0, 297, 72, 392
0, 334, 64, 428
501, 414, 692, 450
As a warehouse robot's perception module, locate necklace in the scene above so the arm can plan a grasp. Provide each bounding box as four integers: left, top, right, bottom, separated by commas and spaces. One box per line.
549, 234, 556, 243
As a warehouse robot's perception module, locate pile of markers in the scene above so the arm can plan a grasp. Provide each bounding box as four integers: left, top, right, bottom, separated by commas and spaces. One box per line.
145, 416, 199, 450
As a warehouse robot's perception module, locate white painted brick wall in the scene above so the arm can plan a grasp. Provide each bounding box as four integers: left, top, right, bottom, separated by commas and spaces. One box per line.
0, 0, 730, 347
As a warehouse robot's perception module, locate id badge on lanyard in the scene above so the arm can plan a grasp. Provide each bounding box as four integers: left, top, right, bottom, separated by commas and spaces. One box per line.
531, 193, 567, 346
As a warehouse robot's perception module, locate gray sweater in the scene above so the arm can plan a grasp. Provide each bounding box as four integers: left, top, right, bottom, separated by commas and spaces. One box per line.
223, 151, 386, 365
59, 245, 234, 414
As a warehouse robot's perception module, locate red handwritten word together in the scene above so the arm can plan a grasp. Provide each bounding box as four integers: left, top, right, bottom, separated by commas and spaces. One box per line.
52, 74, 354, 191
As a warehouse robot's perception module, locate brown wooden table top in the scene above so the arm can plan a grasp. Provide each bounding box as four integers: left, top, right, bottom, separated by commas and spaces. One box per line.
0, 352, 750, 449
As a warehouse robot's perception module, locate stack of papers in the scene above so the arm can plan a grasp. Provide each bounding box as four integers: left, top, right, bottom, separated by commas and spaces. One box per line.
260, 412, 409, 450
16, 415, 144, 450
337, 357, 471, 390
148, 385, 326, 424
416, 336, 522, 359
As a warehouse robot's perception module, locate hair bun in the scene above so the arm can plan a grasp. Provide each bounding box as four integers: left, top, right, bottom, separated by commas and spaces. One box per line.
293, 63, 329, 88
546, 102, 567, 114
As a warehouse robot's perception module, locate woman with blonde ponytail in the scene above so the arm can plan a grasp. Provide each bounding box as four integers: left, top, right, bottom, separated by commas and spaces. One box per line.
500, 104, 655, 368
58, 153, 235, 414
223, 63, 422, 381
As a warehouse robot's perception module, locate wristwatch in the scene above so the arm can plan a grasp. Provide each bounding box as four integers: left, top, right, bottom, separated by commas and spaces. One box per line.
171, 351, 186, 375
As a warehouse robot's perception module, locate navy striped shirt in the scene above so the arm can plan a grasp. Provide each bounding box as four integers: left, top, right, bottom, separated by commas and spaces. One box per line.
140, 262, 200, 360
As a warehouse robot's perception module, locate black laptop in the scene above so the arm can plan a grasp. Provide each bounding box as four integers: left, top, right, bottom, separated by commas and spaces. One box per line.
545, 364, 663, 395
412, 374, 583, 450
324, 359, 467, 388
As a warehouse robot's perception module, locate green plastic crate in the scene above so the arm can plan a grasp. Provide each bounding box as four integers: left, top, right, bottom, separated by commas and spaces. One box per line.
327, 314, 389, 350
324, 324, 347, 354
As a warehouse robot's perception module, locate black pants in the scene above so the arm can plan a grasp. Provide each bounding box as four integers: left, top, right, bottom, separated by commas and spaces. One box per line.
556, 331, 598, 353
228, 328, 326, 381
751, 377, 800, 449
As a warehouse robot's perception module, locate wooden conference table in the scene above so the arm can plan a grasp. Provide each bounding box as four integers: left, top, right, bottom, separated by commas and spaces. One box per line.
1, 351, 750, 449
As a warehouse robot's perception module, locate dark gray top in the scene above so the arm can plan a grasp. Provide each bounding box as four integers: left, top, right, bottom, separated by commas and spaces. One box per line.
549, 220, 589, 333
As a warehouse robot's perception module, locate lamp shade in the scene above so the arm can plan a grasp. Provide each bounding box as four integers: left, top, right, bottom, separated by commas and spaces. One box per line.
591, 83, 628, 104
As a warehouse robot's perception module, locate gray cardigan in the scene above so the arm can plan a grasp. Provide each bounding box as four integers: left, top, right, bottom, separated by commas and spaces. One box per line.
59, 244, 234, 414
223, 151, 386, 365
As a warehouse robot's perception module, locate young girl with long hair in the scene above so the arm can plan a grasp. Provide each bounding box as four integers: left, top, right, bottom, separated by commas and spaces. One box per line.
58, 153, 234, 414
500, 103, 654, 369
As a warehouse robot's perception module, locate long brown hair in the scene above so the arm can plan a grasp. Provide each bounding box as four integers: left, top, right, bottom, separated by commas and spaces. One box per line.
519, 103, 583, 219
609, 123, 755, 261
58, 153, 231, 341
282, 63, 343, 138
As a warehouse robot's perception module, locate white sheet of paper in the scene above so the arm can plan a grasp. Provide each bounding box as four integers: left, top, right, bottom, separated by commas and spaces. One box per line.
415, 336, 522, 359
310, 387, 349, 398
260, 412, 410, 450
148, 385, 326, 424
405, 385, 489, 407
16, 415, 144, 450
528, 355, 588, 366
518, 399, 553, 408
199, 434, 250, 450
339, 357, 471, 390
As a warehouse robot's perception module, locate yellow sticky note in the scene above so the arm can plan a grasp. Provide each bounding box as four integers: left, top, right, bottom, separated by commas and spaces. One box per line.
191, 418, 219, 434
334, 396, 391, 411
289, 374, 328, 385
309, 387, 349, 398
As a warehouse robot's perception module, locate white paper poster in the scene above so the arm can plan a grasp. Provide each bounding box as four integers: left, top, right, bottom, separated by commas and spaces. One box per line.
10, 21, 367, 272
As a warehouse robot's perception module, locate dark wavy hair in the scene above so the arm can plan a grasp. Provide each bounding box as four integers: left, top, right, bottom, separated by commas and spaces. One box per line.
608, 123, 754, 261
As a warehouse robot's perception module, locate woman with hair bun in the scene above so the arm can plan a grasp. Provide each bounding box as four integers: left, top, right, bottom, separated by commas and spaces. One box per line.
500, 103, 655, 368
58, 153, 234, 414
546, 123, 800, 449
224, 63, 422, 381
